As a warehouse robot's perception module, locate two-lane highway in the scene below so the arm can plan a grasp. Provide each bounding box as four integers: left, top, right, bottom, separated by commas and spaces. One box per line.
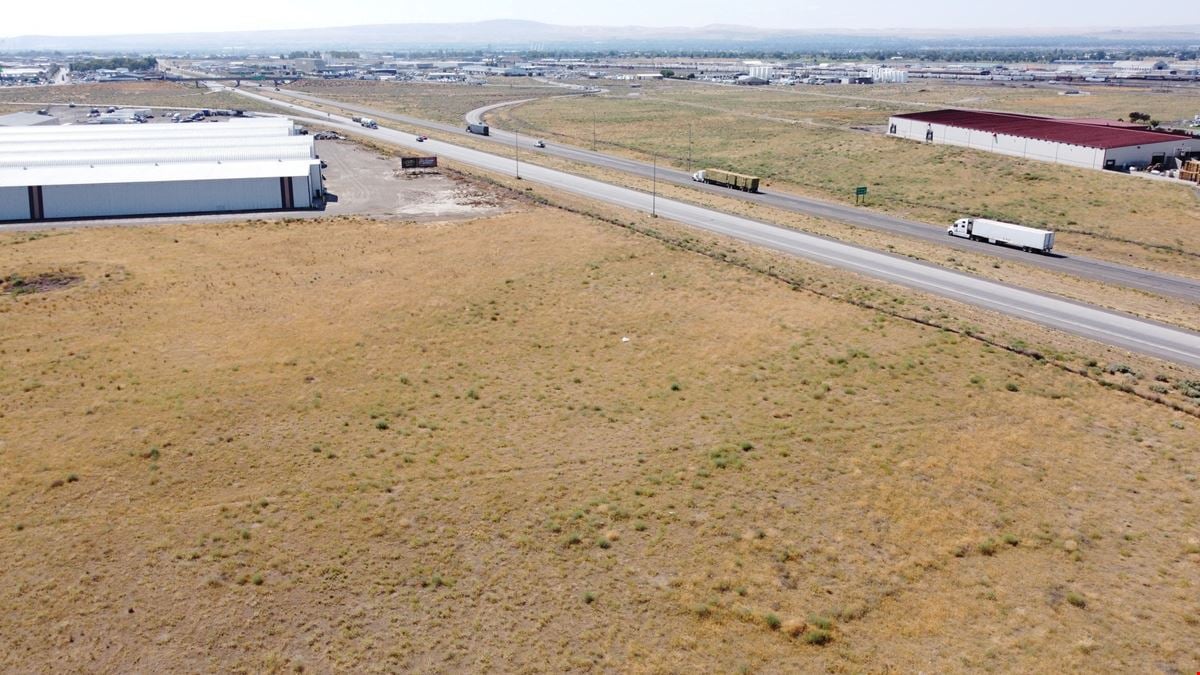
464, 101, 1200, 303
246, 85, 1200, 302
233, 87, 1200, 368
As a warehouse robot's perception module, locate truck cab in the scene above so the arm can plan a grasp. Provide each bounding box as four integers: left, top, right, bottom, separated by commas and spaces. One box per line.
948, 218, 973, 238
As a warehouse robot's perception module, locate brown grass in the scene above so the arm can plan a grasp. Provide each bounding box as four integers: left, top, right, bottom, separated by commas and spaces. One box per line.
1, 204, 1198, 673
285, 78, 564, 124
0, 81, 282, 113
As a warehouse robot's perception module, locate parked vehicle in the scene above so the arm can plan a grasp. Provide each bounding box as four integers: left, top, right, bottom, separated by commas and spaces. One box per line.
692, 168, 760, 192
948, 217, 1055, 253
466, 123, 490, 136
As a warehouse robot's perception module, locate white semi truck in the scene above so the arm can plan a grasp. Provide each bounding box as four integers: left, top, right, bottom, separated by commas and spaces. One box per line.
948, 217, 1055, 254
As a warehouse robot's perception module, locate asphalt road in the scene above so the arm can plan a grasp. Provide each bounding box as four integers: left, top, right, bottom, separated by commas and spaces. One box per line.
464, 101, 1200, 303
232, 88, 1200, 368
243, 86, 1200, 303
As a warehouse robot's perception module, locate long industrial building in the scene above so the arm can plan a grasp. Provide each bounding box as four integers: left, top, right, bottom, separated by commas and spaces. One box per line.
888, 109, 1200, 171
0, 117, 322, 222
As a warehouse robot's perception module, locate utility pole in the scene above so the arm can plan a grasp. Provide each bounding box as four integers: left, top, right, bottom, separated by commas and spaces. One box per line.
652, 152, 657, 217
515, 129, 521, 179
688, 124, 693, 173
592, 110, 597, 152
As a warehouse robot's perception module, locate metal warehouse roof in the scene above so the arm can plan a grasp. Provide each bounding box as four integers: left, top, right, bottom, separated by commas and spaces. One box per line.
0, 126, 295, 147
0, 111, 61, 127
893, 109, 1194, 149
0, 144, 317, 168
0, 135, 313, 155
0, 159, 319, 189
0, 115, 289, 136
0, 138, 316, 165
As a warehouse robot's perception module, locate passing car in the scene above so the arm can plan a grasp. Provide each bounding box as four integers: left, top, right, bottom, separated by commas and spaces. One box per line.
534, 140, 546, 148
416, 135, 428, 142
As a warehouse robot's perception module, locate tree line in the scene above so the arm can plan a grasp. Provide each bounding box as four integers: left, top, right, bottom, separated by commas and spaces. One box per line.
69, 56, 158, 72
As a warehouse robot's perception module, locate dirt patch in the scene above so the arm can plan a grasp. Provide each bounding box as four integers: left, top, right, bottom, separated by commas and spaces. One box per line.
317, 139, 514, 221
2, 271, 81, 295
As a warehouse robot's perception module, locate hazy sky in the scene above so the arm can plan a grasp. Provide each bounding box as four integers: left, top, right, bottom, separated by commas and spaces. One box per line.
2, 0, 1170, 37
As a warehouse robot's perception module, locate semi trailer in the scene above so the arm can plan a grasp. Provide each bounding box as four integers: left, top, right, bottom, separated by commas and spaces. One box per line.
948, 217, 1054, 253
692, 168, 760, 192
466, 123, 490, 136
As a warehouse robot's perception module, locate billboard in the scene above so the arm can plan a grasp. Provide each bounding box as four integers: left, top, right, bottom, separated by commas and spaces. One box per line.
401, 156, 438, 168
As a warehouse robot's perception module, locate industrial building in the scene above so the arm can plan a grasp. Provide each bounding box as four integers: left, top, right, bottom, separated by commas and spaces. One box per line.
888, 109, 1200, 171
0, 117, 322, 222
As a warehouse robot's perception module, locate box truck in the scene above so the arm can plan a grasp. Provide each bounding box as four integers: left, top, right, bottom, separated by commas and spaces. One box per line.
692, 168, 760, 192
948, 217, 1054, 253
466, 123, 490, 136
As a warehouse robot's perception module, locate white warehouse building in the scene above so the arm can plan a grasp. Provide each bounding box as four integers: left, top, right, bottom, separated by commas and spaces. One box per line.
888, 109, 1200, 171
0, 117, 322, 222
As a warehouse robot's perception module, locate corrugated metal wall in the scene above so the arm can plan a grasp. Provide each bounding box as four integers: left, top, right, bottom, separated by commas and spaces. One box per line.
42, 178, 284, 219
291, 176, 312, 208
0, 186, 31, 221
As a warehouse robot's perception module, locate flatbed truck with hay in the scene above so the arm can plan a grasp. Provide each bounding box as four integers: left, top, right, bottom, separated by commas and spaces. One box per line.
692, 168, 760, 192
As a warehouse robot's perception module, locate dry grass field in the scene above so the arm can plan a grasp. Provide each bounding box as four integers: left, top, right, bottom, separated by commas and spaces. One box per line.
286, 79, 563, 125
0, 81, 279, 114
2, 200, 1198, 672
487, 80, 1200, 276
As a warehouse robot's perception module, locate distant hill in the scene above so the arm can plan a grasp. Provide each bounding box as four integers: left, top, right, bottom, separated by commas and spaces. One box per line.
2, 19, 1199, 52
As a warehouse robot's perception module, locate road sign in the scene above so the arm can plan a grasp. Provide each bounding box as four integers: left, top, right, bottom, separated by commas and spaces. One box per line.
854, 186, 868, 204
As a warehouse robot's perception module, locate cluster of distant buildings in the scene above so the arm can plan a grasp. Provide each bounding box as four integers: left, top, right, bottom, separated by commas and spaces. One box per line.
630, 58, 1200, 87
181, 55, 546, 83
0, 60, 56, 85
10, 51, 1190, 90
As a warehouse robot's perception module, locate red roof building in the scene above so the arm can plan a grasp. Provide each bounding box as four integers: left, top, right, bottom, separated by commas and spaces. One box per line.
888, 108, 1200, 170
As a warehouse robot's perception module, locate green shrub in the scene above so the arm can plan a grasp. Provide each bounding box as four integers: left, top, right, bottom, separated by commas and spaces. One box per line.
803, 629, 831, 645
